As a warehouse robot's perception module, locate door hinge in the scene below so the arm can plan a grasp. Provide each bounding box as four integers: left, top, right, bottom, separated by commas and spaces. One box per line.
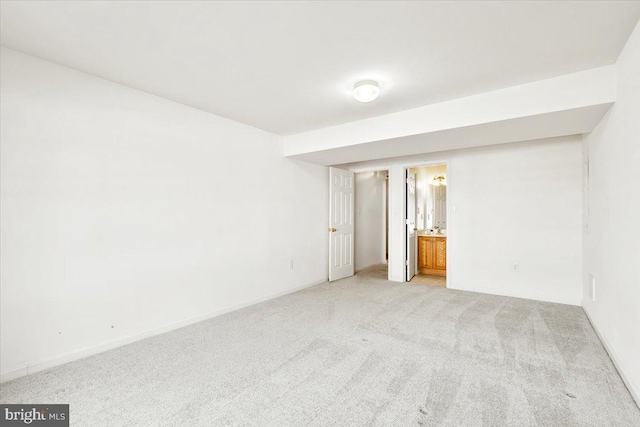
405, 260, 409, 266
405, 219, 411, 225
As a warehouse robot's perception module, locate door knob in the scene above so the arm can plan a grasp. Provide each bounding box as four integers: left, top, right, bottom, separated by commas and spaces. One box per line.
328, 228, 337, 232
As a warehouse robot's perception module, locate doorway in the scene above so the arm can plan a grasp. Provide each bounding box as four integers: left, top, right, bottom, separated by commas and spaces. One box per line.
405, 164, 448, 287
354, 169, 389, 273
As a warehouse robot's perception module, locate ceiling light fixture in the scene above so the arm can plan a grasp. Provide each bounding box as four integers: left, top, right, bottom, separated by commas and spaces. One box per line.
353, 80, 380, 102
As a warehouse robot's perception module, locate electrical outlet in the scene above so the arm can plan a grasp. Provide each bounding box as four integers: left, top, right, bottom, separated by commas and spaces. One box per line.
512, 262, 520, 272
289, 259, 294, 269
591, 275, 596, 301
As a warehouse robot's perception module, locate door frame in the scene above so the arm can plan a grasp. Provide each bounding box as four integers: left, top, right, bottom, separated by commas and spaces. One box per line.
401, 160, 451, 287
405, 168, 417, 281
349, 165, 391, 279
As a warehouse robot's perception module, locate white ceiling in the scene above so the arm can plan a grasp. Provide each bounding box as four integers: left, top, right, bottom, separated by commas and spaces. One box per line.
1, 1, 639, 135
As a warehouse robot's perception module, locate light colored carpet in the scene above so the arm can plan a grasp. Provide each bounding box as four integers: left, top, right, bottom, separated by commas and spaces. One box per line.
1, 265, 639, 426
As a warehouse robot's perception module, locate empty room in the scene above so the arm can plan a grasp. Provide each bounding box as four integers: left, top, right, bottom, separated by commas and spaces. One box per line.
1, 1, 639, 426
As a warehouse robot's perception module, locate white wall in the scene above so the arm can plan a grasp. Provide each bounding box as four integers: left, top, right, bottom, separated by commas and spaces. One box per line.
0, 48, 329, 382
582, 21, 640, 404
346, 136, 583, 305
354, 171, 386, 271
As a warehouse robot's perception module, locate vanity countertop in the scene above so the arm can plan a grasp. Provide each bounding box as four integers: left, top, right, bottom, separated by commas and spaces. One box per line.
418, 234, 446, 238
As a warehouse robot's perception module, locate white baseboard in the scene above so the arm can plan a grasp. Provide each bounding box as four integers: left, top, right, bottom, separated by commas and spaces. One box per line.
582, 306, 640, 408
449, 282, 581, 306
1, 278, 327, 384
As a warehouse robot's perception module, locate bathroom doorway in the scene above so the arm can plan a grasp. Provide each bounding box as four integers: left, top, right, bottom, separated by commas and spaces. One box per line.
406, 164, 448, 287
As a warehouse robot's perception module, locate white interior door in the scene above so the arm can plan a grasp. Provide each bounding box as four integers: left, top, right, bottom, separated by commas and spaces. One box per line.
329, 167, 355, 281
406, 170, 417, 281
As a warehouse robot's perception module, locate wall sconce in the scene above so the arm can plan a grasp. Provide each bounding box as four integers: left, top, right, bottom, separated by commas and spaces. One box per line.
433, 175, 446, 186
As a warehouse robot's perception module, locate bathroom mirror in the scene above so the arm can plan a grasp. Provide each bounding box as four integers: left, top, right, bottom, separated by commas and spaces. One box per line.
430, 184, 446, 229
414, 165, 447, 231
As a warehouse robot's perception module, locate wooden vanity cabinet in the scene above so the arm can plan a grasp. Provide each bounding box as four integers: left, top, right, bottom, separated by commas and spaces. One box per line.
418, 236, 446, 276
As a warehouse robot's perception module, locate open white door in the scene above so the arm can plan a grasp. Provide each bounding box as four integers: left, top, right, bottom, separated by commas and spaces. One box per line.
406, 169, 417, 281
329, 167, 355, 281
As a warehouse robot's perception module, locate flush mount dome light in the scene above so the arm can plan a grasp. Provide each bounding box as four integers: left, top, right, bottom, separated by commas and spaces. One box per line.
352, 80, 380, 102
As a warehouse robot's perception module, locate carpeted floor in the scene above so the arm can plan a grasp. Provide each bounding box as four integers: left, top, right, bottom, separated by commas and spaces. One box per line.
2, 265, 639, 426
